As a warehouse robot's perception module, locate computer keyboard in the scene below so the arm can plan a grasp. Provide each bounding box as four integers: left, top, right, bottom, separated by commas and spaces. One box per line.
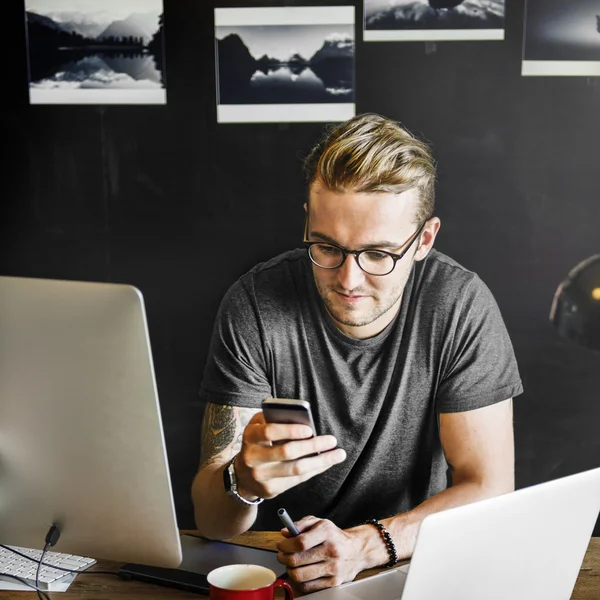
0, 545, 96, 591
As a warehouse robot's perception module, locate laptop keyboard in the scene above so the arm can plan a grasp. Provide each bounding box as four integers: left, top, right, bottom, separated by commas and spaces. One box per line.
0, 545, 96, 591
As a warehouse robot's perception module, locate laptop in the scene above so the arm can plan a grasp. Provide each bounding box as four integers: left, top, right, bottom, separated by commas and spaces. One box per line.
306, 467, 600, 600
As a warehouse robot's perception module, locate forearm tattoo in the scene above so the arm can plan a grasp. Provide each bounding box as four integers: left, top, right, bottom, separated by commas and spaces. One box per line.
199, 403, 258, 470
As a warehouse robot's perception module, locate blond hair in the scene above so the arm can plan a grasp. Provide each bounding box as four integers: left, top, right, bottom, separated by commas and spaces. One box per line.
304, 113, 436, 223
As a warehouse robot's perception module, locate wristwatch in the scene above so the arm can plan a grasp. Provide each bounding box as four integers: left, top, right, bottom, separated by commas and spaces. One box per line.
223, 454, 264, 506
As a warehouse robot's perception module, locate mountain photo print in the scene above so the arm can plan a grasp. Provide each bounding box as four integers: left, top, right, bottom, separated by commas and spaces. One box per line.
364, 0, 505, 41
522, 0, 600, 76
215, 6, 355, 123
25, 0, 166, 105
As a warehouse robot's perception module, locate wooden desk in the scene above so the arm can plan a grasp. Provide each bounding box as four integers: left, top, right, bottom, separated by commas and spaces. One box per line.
2, 534, 599, 599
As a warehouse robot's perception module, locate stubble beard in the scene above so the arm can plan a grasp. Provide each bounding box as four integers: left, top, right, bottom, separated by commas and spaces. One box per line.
317, 282, 404, 328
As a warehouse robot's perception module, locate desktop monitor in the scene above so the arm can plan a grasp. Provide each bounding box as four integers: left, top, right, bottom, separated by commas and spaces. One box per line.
0, 275, 182, 568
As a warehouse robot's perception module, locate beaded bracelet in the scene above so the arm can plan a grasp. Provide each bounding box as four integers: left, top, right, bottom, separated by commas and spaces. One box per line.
364, 518, 398, 568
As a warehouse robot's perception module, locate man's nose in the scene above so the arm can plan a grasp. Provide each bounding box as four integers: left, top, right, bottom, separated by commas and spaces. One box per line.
337, 254, 366, 290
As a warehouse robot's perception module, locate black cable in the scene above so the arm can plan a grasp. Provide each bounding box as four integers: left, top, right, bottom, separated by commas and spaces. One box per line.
78, 570, 122, 577
33, 524, 62, 600
35, 541, 51, 600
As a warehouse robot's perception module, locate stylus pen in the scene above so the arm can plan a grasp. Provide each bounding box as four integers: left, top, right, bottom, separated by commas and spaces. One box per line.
278, 507, 300, 536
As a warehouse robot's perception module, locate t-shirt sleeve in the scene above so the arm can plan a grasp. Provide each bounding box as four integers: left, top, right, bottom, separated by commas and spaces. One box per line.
436, 275, 523, 413
199, 278, 272, 408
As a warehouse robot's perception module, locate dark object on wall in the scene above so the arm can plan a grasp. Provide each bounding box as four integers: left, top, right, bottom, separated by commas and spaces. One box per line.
550, 255, 600, 352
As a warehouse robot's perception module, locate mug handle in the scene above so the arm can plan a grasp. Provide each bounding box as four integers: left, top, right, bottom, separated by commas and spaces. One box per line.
274, 578, 294, 599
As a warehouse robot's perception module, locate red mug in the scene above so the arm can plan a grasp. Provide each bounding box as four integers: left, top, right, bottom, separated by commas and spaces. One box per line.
207, 564, 293, 599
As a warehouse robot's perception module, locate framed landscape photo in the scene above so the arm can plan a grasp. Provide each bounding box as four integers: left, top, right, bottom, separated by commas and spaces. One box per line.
25, 0, 166, 105
215, 6, 356, 123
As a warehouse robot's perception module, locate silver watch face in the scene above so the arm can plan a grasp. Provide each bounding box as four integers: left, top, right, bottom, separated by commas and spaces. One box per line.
223, 457, 264, 506
227, 460, 238, 493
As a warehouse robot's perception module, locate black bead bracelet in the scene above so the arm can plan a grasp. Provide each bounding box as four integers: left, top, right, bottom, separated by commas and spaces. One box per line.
364, 518, 398, 568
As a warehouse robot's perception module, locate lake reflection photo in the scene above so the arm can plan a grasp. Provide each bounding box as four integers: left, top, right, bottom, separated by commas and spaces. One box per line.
215, 7, 356, 123
25, 0, 166, 104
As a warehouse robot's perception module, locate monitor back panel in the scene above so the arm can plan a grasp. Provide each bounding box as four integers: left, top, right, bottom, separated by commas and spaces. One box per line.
0, 276, 181, 567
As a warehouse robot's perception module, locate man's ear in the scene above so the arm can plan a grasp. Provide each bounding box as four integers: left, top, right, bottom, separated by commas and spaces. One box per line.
414, 217, 441, 262
303, 202, 307, 213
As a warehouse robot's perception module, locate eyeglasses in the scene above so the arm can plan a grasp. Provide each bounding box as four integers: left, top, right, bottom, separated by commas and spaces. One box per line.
304, 220, 427, 277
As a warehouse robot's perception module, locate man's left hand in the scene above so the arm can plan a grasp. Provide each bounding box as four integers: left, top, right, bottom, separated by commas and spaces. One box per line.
276, 516, 370, 594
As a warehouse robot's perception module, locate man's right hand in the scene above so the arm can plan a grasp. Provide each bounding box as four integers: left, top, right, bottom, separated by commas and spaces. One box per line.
233, 412, 346, 500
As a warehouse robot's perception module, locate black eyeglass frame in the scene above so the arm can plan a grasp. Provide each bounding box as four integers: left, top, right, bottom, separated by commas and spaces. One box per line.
303, 219, 428, 277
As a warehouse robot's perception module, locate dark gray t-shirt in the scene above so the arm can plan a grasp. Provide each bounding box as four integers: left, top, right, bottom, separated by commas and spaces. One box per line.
200, 248, 523, 530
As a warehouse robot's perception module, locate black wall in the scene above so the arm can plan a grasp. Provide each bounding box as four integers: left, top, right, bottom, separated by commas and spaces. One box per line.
3, 1, 600, 535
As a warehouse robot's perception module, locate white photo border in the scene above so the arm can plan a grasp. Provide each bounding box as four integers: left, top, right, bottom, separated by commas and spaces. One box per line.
364, 29, 504, 42
522, 61, 600, 77
217, 103, 356, 124
30, 89, 167, 105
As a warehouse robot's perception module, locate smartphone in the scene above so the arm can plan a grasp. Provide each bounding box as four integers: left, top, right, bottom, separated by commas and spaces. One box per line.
261, 398, 317, 437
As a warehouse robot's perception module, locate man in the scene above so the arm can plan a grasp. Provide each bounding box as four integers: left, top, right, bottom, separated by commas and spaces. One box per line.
191, 113, 522, 593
